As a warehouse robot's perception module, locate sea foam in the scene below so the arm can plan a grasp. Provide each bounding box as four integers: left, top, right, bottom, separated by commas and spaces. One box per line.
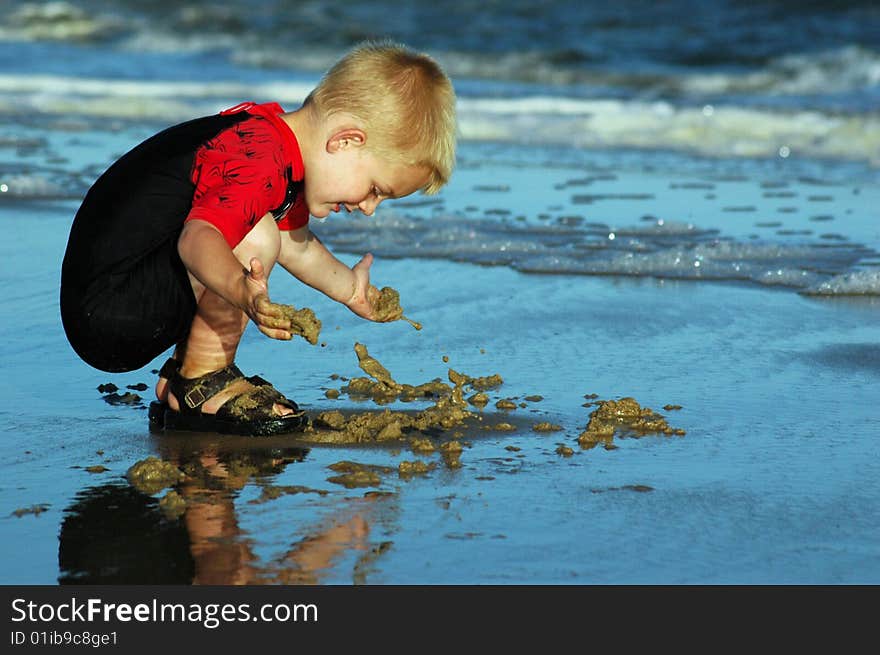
803, 270, 880, 296
0, 72, 876, 166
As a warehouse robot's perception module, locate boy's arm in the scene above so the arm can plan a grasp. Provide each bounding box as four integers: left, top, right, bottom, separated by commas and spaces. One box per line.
177, 219, 294, 340
278, 225, 379, 320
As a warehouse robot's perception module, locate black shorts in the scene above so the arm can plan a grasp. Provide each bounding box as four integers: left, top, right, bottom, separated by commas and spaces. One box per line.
60, 112, 246, 372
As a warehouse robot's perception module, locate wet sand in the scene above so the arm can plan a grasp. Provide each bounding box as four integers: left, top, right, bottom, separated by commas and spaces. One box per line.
1, 144, 879, 584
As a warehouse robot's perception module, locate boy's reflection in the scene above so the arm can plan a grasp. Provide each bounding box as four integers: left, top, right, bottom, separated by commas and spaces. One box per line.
58, 483, 195, 584
59, 440, 386, 585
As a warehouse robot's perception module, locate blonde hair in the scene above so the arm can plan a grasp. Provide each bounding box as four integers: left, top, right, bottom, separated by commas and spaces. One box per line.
304, 40, 457, 195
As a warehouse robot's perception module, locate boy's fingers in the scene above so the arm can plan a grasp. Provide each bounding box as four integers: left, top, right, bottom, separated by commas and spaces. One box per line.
261, 315, 291, 329
353, 252, 374, 272
249, 256, 266, 281
259, 325, 293, 341
255, 307, 290, 329
252, 296, 291, 333
255, 295, 283, 317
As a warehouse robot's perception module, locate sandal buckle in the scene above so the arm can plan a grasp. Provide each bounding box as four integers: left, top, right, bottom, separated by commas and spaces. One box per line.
184, 388, 206, 409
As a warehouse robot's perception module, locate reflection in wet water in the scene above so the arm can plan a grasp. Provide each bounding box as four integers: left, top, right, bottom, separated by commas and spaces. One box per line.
59, 442, 386, 585
58, 483, 195, 584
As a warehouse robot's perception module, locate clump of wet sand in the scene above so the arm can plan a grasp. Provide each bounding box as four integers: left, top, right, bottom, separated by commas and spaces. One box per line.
326, 461, 394, 488
556, 444, 574, 457
577, 397, 685, 449
239, 341, 687, 493
112, 352, 690, 524
278, 303, 322, 345
12, 504, 50, 518
249, 485, 329, 504
158, 490, 186, 520
370, 286, 422, 330
399, 460, 435, 478
297, 343, 529, 479
467, 392, 489, 407
353, 342, 399, 389
340, 343, 502, 407
533, 422, 562, 432
126, 456, 185, 495
489, 422, 516, 432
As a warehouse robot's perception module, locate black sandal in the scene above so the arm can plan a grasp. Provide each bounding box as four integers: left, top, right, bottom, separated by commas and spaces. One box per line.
150, 359, 307, 436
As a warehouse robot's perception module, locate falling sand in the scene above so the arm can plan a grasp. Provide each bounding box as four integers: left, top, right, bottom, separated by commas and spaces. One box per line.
302, 343, 506, 446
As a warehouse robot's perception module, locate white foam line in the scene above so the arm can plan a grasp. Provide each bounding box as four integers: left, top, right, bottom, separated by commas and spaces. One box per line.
456, 97, 880, 165
0, 74, 313, 103
0, 74, 877, 165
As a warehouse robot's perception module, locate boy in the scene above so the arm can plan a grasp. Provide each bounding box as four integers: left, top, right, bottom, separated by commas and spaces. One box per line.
60, 41, 457, 436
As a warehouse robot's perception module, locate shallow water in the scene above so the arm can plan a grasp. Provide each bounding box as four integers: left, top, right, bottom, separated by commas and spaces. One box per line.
1, 1, 879, 585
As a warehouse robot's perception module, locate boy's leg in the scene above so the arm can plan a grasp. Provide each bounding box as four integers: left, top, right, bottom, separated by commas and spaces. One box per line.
156, 213, 295, 417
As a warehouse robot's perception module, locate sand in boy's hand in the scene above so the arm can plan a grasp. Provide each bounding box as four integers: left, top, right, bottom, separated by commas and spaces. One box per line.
278, 303, 322, 345
370, 286, 422, 330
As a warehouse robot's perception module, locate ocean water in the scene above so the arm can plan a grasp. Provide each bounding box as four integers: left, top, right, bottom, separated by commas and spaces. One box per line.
1, 0, 878, 291
0, 1, 878, 585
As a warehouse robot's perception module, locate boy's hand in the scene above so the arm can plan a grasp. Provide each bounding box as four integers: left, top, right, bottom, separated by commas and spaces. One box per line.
345, 253, 381, 320
245, 257, 294, 340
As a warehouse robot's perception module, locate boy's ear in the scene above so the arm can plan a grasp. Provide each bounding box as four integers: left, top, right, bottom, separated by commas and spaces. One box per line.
326, 128, 367, 153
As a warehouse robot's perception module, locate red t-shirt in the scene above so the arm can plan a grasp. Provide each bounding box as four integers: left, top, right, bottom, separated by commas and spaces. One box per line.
186, 102, 309, 247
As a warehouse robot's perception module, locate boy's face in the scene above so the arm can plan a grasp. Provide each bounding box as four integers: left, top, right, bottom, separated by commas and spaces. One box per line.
305, 129, 430, 219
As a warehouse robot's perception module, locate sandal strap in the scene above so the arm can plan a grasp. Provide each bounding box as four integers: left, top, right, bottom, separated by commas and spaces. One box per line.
215, 384, 302, 421
250, 383, 300, 411
169, 364, 245, 411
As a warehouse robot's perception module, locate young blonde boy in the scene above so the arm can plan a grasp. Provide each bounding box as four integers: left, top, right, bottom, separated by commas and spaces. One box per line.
60, 41, 457, 436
